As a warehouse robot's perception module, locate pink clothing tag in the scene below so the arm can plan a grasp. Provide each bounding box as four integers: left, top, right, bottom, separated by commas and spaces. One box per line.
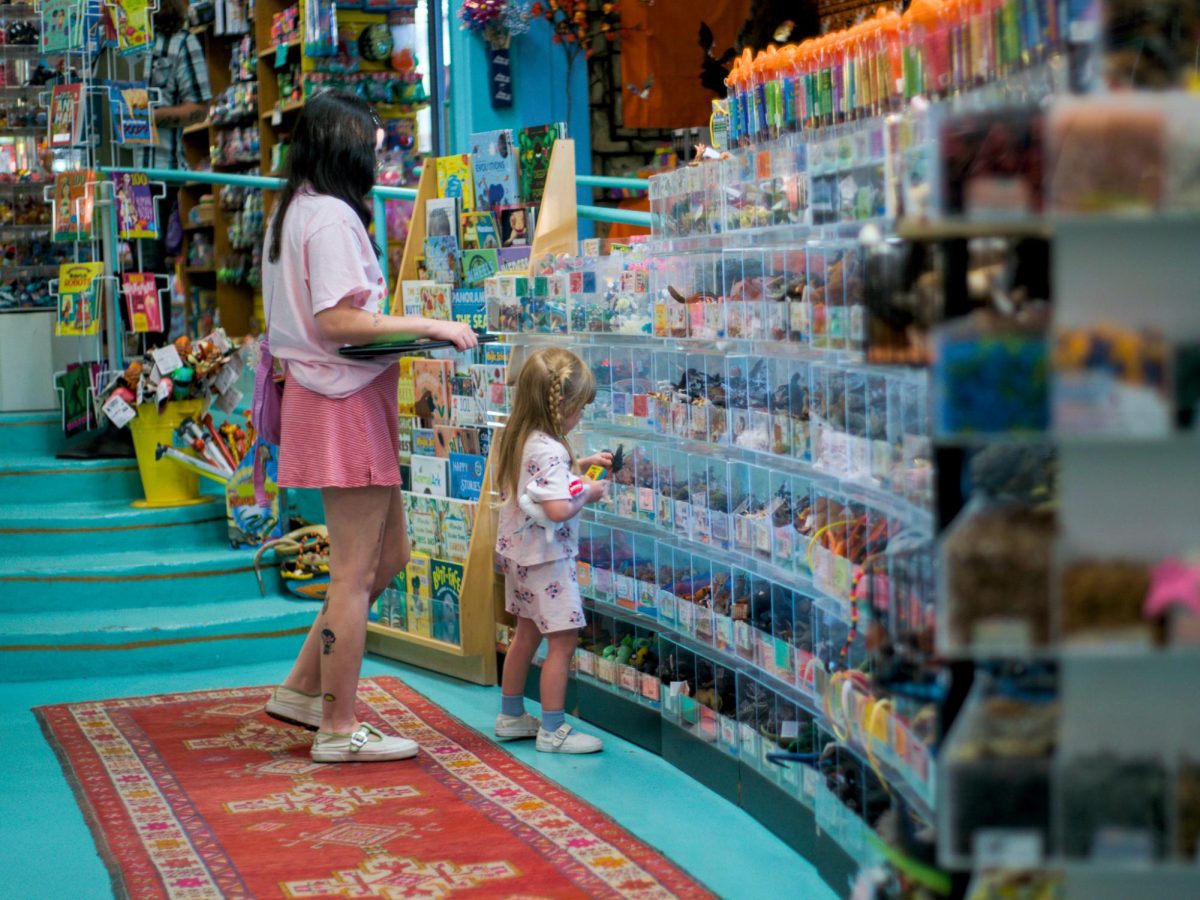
262, 191, 392, 399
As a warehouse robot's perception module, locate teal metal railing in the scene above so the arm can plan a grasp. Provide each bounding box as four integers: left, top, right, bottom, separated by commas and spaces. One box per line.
102, 167, 652, 285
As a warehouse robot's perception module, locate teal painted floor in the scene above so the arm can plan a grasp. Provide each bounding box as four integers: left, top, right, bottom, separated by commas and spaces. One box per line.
6, 654, 839, 900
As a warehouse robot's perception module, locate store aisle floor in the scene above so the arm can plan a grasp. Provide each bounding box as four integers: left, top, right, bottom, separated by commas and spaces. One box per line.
6, 654, 838, 900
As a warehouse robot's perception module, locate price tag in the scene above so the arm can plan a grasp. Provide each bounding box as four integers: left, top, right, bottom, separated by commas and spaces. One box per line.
272, 107, 283, 126
151, 344, 183, 374
972, 829, 1043, 869
275, 43, 288, 68
669, 680, 687, 697
781, 719, 800, 739
154, 378, 172, 406
102, 393, 136, 428
213, 362, 240, 395
216, 387, 243, 414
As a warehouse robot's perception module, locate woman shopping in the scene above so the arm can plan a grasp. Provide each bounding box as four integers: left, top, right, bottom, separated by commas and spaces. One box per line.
259, 90, 477, 762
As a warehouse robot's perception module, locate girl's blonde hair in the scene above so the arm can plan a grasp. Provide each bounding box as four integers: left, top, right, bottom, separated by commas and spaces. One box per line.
495, 347, 595, 499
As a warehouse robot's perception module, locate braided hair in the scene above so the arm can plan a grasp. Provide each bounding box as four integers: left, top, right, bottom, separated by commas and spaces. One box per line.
494, 347, 596, 502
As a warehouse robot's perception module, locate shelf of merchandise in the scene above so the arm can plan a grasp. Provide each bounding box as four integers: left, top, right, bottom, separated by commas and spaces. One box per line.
178, 18, 260, 338
254, 0, 301, 227
473, 138, 940, 890
905, 201, 1200, 892
0, 21, 50, 315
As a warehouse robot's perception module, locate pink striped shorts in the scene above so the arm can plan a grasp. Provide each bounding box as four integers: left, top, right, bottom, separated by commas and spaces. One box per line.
277, 363, 401, 489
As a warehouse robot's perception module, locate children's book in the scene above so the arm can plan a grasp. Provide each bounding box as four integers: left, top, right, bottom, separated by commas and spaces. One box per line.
401, 279, 435, 317
448, 452, 485, 502
412, 357, 453, 423
418, 282, 452, 320
107, 81, 157, 145
56, 262, 105, 337
440, 498, 475, 563
405, 552, 433, 637
430, 558, 464, 644
48, 84, 84, 147
424, 197, 460, 242
112, 171, 158, 239
434, 425, 481, 458
470, 128, 519, 210
451, 288, 486, 331
517, 122, 566, 205
423, 236, 460, 286
435, 154, 475, 211
121, 272, 162, 333
460, 210, 500, 250
55, 362, 95, 436
461, 249, 499, 288
397, 357, 416, 416
53, 170, 96, 242
41, 0, 85, 52
111, 0, 153, 55
497, 246, 532, 273
499, 206, 533, 247
412, 426, 438, 456
405, 493, 442, 557
411, 455, 448, 497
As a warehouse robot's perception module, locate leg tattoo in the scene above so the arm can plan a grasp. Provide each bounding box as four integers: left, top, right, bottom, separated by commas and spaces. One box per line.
323, 693, 336, 703
320, 628, 336, 655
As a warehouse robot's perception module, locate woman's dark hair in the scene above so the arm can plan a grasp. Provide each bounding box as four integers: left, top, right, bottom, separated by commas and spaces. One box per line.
267, 90, 381, 263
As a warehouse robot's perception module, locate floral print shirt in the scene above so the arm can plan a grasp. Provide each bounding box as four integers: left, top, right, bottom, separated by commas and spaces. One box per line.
496, 431, 582, 566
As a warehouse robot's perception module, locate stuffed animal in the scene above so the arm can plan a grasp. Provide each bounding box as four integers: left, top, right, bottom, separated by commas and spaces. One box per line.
518, 491, 559, 544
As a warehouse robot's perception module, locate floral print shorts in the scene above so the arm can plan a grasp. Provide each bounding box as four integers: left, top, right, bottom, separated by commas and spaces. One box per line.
501, 556, 586, 634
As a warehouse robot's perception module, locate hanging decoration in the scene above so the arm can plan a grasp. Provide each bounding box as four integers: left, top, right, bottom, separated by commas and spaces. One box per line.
529, 0, 623, 122
458, 0, 532, 108
531, 0, 621, 61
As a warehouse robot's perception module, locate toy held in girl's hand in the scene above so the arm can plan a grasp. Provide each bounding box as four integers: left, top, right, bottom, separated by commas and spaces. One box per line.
584, 443, 625, 481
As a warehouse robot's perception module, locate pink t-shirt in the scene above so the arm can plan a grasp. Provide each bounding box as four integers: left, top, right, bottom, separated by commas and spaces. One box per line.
262, 190, 392, 399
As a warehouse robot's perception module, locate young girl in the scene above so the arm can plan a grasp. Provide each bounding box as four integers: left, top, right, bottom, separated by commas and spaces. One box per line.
259, 90, 475, 763
492, 348, 612, 754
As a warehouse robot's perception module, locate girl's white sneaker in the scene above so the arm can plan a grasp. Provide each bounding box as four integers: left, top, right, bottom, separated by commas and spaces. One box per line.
535, 723, 603, 754
495, 712, 542, 741
310, 722, 419, 762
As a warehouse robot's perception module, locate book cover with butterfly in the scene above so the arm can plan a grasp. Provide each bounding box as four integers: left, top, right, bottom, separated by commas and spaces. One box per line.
48, 84, 84, 147
435, 154, 475, 212
418, 282, 452, 320
112, 172, 158, 239
469, 129, 519, 211
121, 272, 162, 333
517, 122, 566, 205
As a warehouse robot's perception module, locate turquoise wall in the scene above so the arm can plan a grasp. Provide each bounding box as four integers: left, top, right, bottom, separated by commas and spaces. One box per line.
447, 5, 594, 235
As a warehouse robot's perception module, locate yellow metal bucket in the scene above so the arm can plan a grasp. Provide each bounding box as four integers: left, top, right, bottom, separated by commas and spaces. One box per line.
129, 399, 212, 508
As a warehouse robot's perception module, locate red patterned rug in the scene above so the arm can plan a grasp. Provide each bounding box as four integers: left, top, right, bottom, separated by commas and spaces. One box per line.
36, 676, 713, 899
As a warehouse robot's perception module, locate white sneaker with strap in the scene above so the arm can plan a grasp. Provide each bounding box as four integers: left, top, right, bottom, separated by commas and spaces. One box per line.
495, 711, 541, 741
535, 723, 603, 754
310, 722, 419, 763
265, 685, 323, 730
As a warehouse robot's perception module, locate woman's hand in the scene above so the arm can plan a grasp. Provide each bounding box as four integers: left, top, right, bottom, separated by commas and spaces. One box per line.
577, 451, 613, 473
424, 319, 478, 351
